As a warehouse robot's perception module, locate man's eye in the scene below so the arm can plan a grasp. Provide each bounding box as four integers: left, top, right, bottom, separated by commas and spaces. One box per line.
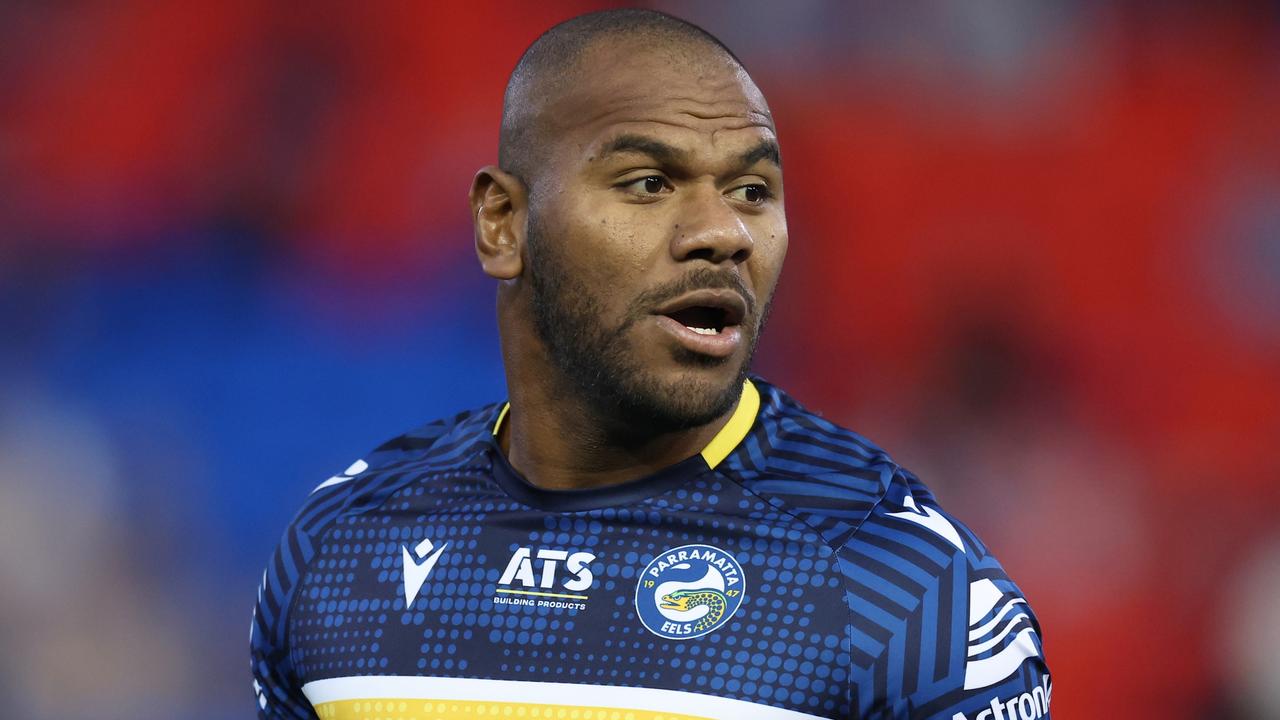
728, 184, 771, 204
621, 176, 669, 195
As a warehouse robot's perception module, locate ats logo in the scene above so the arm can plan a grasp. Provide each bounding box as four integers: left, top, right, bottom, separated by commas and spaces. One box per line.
494, 546, 596, 611
635, 544, 745, 640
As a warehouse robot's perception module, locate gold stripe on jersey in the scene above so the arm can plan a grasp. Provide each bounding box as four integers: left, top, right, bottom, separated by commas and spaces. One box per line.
302, 676, 824, 720
314, 699, 711, 720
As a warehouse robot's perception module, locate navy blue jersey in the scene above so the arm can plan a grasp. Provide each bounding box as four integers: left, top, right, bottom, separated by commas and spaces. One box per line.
251, 378, 1050, 719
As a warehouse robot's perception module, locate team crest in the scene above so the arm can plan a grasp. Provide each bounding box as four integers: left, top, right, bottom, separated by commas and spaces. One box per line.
635, 544, 745, 640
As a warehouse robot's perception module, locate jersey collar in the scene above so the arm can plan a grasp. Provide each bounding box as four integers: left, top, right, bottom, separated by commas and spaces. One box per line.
697, 378, 760, 469
488, 379, 760, 511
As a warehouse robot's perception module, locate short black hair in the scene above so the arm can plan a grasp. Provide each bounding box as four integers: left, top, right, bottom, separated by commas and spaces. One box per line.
499, 8, 744, 185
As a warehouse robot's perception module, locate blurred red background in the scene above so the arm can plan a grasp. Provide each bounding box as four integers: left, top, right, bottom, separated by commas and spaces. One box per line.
1, 2, 1278, 718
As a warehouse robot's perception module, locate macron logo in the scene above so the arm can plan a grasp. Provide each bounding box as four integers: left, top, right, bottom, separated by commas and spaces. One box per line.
312, 459, 368, 493
402, 538, 448, 608
887, 493, 965, 551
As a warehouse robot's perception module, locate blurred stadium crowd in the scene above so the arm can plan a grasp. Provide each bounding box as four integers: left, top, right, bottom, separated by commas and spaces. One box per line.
1, 3, 1278, 718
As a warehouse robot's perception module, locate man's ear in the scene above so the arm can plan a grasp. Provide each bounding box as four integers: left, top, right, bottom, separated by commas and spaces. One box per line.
469, 166, 527, 280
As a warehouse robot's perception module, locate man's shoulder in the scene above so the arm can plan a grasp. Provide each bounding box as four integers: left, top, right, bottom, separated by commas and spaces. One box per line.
361, 401, 504, 471
732, 380, 1049, 716
287, 401, 503, 534
727, 378, 909, 547
733, 378, 998, 559
842, 471, 1049, 717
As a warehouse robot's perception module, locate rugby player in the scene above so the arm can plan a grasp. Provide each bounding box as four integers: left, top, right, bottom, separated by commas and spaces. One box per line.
252, 9, 1051, 719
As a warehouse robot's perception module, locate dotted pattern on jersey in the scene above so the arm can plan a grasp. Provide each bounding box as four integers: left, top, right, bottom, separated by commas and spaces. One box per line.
257, 380, 1050, 720
289, 466, 854, 718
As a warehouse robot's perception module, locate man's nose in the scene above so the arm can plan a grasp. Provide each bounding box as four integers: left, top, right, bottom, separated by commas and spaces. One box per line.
669, 185, 754, 266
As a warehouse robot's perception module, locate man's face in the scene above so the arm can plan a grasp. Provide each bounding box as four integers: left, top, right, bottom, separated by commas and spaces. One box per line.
523, 42, 787, 431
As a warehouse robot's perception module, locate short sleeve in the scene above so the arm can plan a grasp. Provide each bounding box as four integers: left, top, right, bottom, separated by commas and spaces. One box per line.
840, 473, 1052, 719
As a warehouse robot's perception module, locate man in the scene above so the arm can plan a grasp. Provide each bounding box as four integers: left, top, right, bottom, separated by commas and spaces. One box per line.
252, 9, 1051, 720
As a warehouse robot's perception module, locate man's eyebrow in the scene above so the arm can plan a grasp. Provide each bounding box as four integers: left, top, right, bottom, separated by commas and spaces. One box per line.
597, 134, 689, 164
739, 139, 781, 169
596, 134, 780, 173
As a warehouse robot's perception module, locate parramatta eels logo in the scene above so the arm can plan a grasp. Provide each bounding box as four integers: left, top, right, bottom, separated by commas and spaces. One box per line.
635, 544, 745, 640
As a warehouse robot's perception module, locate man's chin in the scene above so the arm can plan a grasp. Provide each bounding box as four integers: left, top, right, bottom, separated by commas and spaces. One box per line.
610, 364, 747, 434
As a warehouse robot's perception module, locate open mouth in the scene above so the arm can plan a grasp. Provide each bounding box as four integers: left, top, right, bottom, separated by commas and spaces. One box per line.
654, 289, 747, 336
649, 288, 749, 359
665, 305, 729, 335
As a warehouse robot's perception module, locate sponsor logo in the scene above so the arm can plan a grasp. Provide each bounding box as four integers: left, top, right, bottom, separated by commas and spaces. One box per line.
887, 493, 964, 551
964, 579, 1041, 689
635, 544, 745, 640
951, 675, 1052, 720
402, 537, 448, 608
494, 547, 596, 611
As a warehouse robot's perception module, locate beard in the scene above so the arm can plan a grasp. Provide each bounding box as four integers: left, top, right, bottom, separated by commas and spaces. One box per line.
525, 216, 768, 435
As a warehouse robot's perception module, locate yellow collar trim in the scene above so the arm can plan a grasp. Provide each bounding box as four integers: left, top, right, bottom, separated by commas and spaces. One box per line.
699, 379, 760, 469
492, 379, 759, 470
492, 403, 509, 437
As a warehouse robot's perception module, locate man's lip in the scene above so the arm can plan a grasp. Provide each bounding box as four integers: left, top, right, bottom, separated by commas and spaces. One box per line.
651, 288, 748, 326
653, 316, 743, 358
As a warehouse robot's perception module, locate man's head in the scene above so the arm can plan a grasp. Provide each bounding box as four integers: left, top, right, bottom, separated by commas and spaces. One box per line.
470, 9, 787, 434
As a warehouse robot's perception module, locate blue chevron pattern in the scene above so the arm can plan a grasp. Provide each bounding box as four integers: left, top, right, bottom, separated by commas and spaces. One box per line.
725, 381, 1050, 718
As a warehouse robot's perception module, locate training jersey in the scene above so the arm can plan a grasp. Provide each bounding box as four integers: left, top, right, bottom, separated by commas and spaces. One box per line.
252, 378, 1051, 719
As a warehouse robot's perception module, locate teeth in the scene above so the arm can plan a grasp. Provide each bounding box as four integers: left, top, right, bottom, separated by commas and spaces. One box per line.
688, 326, 719, 335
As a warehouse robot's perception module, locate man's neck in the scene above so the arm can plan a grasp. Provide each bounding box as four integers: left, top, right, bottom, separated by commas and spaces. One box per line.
497, 385, 739, 492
